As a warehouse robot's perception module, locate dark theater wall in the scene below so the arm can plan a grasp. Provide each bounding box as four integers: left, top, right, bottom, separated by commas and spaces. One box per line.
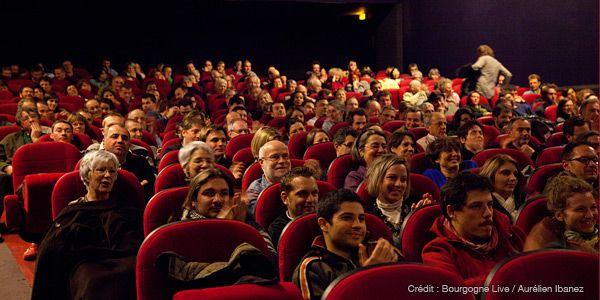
401, 0, 599, 86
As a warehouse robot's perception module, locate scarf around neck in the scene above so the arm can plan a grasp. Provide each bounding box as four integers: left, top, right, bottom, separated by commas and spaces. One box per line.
443, 218, 499, 254
376, 198, 403, 228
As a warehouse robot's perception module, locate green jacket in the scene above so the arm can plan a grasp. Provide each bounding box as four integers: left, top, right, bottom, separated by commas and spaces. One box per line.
0, 129, 31, 172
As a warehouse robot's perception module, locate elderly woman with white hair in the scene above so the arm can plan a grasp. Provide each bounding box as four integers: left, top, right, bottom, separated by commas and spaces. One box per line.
178, 141, 216, 180
32, 150, 144, 300
402, 80, 428, 106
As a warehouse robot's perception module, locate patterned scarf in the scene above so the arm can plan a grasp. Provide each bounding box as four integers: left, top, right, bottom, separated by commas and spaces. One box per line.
564, 228, 599, 252
375, 198, 403, 229
443, 218, 499, 254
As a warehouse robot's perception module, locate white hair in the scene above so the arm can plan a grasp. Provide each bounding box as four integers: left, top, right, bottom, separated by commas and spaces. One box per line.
178, 141, 214, 172
79, 150, 120, 188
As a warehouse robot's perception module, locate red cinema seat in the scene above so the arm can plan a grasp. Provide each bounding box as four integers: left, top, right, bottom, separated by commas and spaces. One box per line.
482, 125, 501, 148
460, 95, 490, 107
0, 114, 16, 124
267, 117, 287, 130
472, 148, 534, 170
536, 146, 564, 167
409, 152, 433, 174
136, 219, 271, 300
241, 159, 304, 190
164, 115, 184, 132
514, 197, 549, 235
87, 124, 103, 141
525, 163, 563, 198
410, 173, 441, 202
399, 204, 442, 262
381, 120, 406, 132
172, 282, 301, 300
329, 122, 349, 137
162, 130, 178, 143
522, 93, 541, 105
157, 149, 179, 172
59, 96, 85, 111
545, 132, 567, 147
278, 213, 392, 281
7, 79, 33, 94
0, 125, 20, 141
155, 163, 234, 193
303, 142, 336, 171
355, 182, 375, 210
255, 181, 336, 229
225, 133, 254, 159
277, 92, 291, 102
482, 249, 598, 300
51, 170, 145, 219
322, 263, 472, 300
544, 105, 558, 122
0, 90, 14, 100
3, 142, 81, 232
288, 131, 309, 159
313, 117, 327, 129
161, 138, 182, 154
408, 127, 428, 141
477, 116, 495, 126
326, 154, 359, 189
141, 130, 158, 147
37, 133, 93, 151
0, 103, 18, 115
232, 147, 255, 166
143, 186, 188, 236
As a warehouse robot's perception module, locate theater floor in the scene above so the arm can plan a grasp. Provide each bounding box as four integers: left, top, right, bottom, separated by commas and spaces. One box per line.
0, 232, 33, 300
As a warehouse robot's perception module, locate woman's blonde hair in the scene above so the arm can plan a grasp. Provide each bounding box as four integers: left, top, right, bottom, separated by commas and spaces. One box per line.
366, 154, 411, 201
477, 44, 495, 57
478, 154, 517, 185
251, 126, 282, 158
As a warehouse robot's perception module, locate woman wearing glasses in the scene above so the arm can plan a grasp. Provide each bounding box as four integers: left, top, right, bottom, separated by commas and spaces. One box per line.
344, 129, 388, 191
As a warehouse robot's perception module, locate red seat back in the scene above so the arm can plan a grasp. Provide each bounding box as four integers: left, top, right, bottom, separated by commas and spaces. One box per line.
329, 122, 350, 137
288, 131, 309, 159
0, 103, 18, 115
536, 146, 564, 167
399, 204, 442, 262
408, 127, 428, 141
141, 130, 158, 147
0, 125, 20, 141
225, 133, 254, 159
0, 90, 14, 100
164, 115, 184, 132
51, 169, 145, 219
59, 95, 85, 111
161, 138, 182, 154
172, 282, 301, 300
313, 116, 327, 129
482, 125, 500, 148
232, 147, 255, 165
136, 219, 270, 300
162, 130, 178, 143
525, 163, 563, 197
482, 250, 598, 300
381, 120, 406, 132
323, 263, 472, 300
255, 181, 336, 229
303, 142, 337, 171
544, 105, 558, 122
545, 132, 567, 147
409, 152, 433, 174
155, 163, 233, 193
157, 149, 179, 172
472, 148, 534, 171
143, 186, 189, 236
326, 154, 359, 188
278, 213, 392, 281
130, 138, 153, 157
37, 133, 93, 151
514, 197, 549, 235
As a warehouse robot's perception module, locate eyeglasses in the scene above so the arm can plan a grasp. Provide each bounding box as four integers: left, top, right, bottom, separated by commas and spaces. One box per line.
365, 143, 387, 150
260, 153, 290, 162
94, 168, 117, 175
570, 157, 599, 165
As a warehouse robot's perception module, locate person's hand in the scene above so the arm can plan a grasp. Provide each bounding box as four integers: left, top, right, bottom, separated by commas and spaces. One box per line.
520, 144, 535, 157
140, 179, 149, 186
165, 106, 179, 118
4, 165, 13, 175
230, 162, 245, 180
217, 192, 247, 222
411, 193, 433, 211
30, 121, 42, 142
359, 238, 399, 266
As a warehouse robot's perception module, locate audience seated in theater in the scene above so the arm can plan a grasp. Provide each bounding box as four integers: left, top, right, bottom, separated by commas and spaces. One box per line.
438, 77, 460, 107
523, 73, 542, 95
388, 130, 416, 164
479, 154, 525, 222
417, 111, 447, 151
471, 44, 512, 99
322, 100, 344, 133
0, 107, 45, 176
346, 108, 368, 132
344, 129, 388, 191
332, 127, 357, 158
32, 150, 143, 300
422, 172, 524, 287
378, 67, 402, 90
543, 141, 598, 197
247, 140, 291, 216
269, 166, 319, 246
524, 176, 598, 253
502, 117, 540, 161
227, 119, 250, 140
179, 168, 276, 254
534, 83, 559, 116
366, 154, 432, 245
457, 121, 484, 161
580, 96, 599, 130
504, 85, 534, 116
423, 137, 477, 189
491, 104, 513, 134
293, 189, 399, 300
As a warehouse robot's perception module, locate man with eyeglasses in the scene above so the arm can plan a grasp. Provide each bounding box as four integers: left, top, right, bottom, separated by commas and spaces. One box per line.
417, 112, 447, 151
247, 140, 291, 216
544, 141, 599, 197
227, 119, 250, 139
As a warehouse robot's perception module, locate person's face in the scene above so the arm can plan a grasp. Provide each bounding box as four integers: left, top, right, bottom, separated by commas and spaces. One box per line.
243, 61, 252, 72
360, 134, 388, 166
509, 119, 531, 147
229, 121, 250, 138
290, 110, 304, 122
462, 125, 484, 152
546, 88, 557, 102
54, 68, 65, 80
303, 102, 315, 115
335, 135, 355, 157
259, 143, 291, 182
556, 192, 598, 234
37, 103, 51, 120
380, 109, 396, 123
273, 78, 283, 88
187, 149, 215, 179
469, 92, 480, 105
103, 126, 131, 160
409, 82, 420, 94
127, 64, 136, 74
436, 149, 461, 175
80, 82, 92, 91
561, 100, 574, 115
427, 115, 447, 138
88, 159, 118, 196
493, 162, 518, 197
40, 80, 52, 92
571, 124, 590, 141
126, 122, 143, 140
459, 114, 472, 127
51, 122, 73, 143
179, 104, 193, 114
379, 164, 408, 204
19, 111, 38, 130
495, 112, 512, 130
288, 122, 305, 138
583, 102, 600, 124
319, 201, 366, 252
405, 112, 422, 128
215, 80, 227, 94
128, 110, 146, 128
102, 60, 111, 68
379, 95, 392, 107
282, 176, 319, 218
85, 100, 102, 118
100, 102, 111, 115
259, 93, 272, 107
391, 136, 415, 161
182, 124, 203, 144
103, 91, 116, 101
195, 178, 230, 218
79, 111, 92, 123
119, 88, 132, 100
564, 145, 598, 182
422, 103, 434, 117
312, 64, 320, 74
326, 105, 341, 122
316, 100, 329, 117
206, 131, 227, 158
335, 90, 346, 102
529, 78, 540, 91
20, 87, 33, 98
345, 98, 359, 111
141, 98, 156, 113
272, 103, 286, 118
313, 131, 330, 145
351, 115, 367, 132
174, 88, 186, 100
448, 189, 494, 243
71, 120, 85, 134
31, 70, 43, 82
